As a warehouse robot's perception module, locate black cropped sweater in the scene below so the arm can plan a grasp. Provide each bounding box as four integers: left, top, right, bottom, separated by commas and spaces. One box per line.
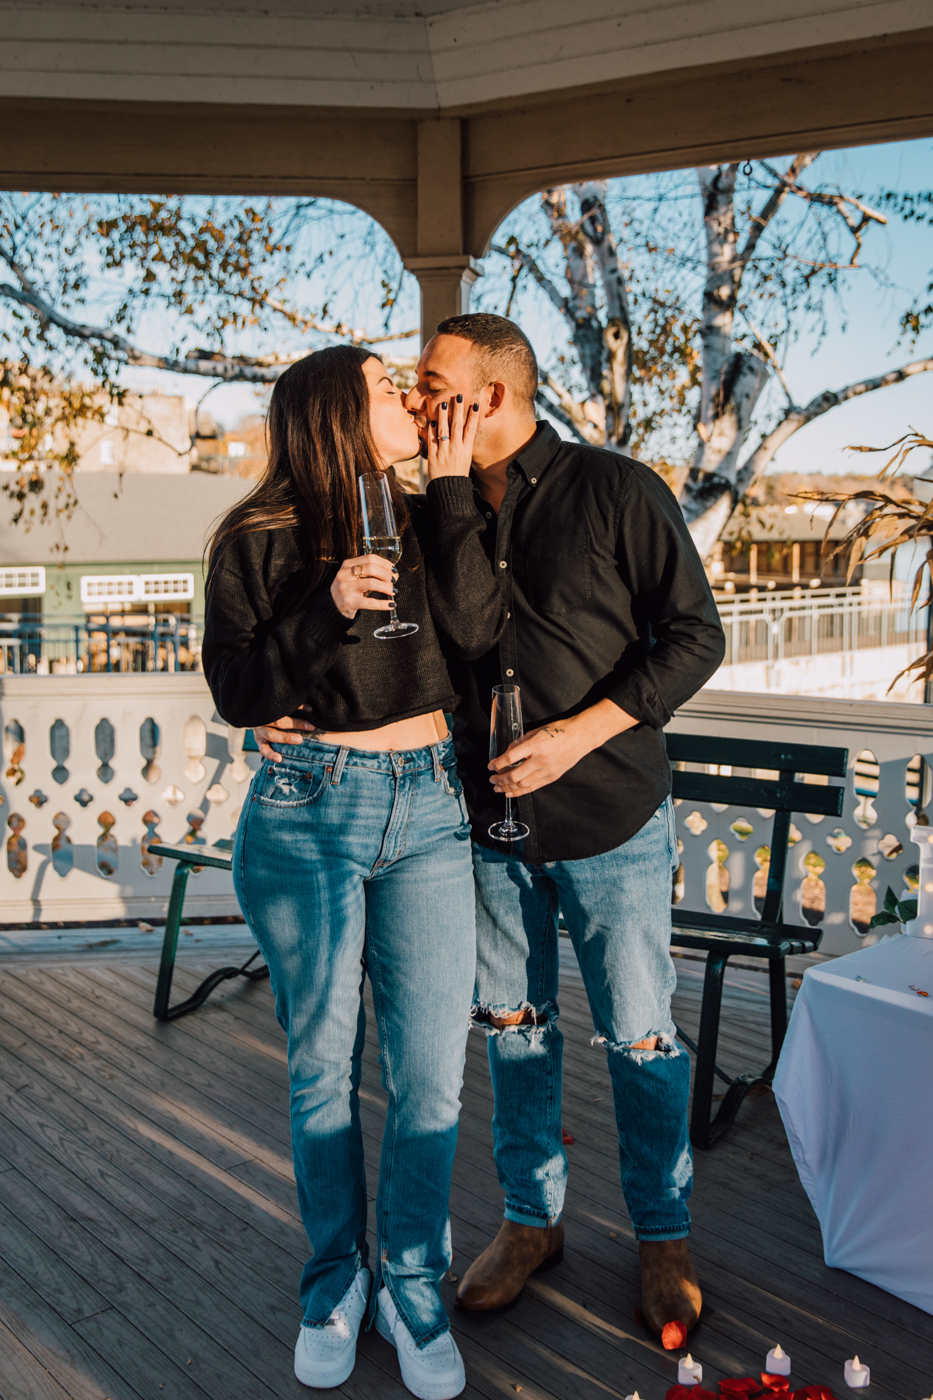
201, 476, 506, 731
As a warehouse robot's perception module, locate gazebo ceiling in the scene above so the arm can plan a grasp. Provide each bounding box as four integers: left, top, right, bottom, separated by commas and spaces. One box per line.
3, 0, 932, 111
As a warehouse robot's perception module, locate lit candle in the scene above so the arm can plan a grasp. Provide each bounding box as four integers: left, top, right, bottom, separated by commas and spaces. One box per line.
624, 1392, 641, 1400
844, 1356, 870, 1388
678, 1355, 703, 1385
766, 1344, 791, 1376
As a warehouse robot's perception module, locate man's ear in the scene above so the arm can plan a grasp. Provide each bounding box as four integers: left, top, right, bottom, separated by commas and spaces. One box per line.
485, 380, 508, 415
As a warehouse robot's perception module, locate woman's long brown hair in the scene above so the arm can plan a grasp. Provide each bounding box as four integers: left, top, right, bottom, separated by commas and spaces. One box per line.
208, 345, 410, 587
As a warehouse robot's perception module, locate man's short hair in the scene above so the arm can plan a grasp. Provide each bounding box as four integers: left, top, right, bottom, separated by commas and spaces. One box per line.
435, 313, 539, 404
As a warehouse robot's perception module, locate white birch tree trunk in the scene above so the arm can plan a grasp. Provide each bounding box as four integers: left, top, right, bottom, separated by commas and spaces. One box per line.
573, 180, 634, 447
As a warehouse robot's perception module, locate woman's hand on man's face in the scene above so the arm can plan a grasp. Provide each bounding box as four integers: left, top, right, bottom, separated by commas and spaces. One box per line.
330, 553, 397, 620
253, 715, 317, 762
425, 394, 480, 481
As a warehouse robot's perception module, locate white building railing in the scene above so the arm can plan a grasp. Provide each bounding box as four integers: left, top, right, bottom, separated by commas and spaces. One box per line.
1, 674, 931, 960
715, 585, 927, 668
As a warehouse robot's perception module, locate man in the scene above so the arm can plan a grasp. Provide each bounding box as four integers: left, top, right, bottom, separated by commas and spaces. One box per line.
257, 312, 725, 1337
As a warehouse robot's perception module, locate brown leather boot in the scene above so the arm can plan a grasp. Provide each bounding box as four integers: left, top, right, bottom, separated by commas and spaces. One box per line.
455, 1220, 565, 1314
639, 1239, 702, 1337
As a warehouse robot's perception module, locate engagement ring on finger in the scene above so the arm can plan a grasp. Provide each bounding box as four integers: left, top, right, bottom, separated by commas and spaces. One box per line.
439, 433, 449, 441
353, 565, 361, 577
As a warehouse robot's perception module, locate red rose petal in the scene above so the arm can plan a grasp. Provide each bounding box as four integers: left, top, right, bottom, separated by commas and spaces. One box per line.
720, 1380, 761, 1396
761, 1377, 790, 1392
561, 1128, 575, 1144
661, 1320, 688, 1350
667, 1388, 718, 1400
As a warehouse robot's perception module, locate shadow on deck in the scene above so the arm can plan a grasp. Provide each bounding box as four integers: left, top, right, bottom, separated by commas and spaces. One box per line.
0, 941, 929, 1400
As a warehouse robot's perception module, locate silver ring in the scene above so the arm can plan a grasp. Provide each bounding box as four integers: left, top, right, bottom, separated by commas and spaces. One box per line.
439, 433, 449, 441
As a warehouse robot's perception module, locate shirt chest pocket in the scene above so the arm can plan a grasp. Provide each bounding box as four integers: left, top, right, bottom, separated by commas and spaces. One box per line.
519, 535, 592, 617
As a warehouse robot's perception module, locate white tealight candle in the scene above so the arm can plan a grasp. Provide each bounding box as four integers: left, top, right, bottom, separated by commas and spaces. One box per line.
844, 1356, 870, 1389
678, 1355, 703, 1386
766, 1343, 791, 1376
624, 1392, 641, 1400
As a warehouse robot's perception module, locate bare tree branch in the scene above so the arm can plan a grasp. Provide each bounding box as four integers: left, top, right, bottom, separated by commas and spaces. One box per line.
687, 355, 933, 557
736, 153, 819, 276
0, 278, 292, 382
490, 242, 570, 324
739, 310, 797, 408
537, 372, 605, 446
535, 389, 591, 446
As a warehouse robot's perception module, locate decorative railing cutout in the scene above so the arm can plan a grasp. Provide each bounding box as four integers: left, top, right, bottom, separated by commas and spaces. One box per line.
95, 718, 115, 784
4, 720, 25, 785
850, 856, 877, 935
6, 813, 26, 878
96, 812, 118, 878
140, 717, 161, 784
50, 719, 69, 784
51, 813, 73, 877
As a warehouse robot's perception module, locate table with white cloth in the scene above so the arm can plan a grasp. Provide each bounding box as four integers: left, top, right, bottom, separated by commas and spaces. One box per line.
773, 934, 933, 1316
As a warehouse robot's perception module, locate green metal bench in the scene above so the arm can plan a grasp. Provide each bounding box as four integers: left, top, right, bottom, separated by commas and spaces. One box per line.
667, 733, 848, 1149
150, 731, 267, 1021
149, 838, 269, 1020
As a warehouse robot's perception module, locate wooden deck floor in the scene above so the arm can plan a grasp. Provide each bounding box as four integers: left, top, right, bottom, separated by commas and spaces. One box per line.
0, 943, 930, 1400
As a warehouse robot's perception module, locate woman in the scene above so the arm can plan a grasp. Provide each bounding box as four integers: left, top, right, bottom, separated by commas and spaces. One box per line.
202, 347, 504, 1399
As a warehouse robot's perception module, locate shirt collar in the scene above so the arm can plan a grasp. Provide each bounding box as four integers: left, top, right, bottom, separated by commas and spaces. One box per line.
470, 421, 562, 497
510, 421, 561, 487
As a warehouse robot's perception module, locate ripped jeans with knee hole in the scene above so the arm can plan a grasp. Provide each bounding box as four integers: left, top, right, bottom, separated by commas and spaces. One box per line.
234, 735, 476, 1347
471, 797, 692, 1241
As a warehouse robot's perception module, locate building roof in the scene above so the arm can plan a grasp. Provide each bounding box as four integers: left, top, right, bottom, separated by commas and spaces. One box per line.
1, 472, 253, 567
721, 501, 864, 544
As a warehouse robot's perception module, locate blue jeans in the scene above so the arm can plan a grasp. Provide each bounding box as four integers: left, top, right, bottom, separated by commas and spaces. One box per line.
472, 797, 692, 1240
234, 735, 476, 1347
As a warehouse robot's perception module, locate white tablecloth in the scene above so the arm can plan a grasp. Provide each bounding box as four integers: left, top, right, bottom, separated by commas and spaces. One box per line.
773, 935, 933, 1315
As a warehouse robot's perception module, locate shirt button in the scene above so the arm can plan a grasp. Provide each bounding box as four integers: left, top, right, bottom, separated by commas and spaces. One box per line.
506, 611, 511, 619
486, 512, 492, 519
505, 669, 514, 677
531, 477, 537, 484
499, 561, 507, 569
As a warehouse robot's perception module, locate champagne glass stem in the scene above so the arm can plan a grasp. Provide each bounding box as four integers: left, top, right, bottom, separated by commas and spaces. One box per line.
503, 795, 515, 829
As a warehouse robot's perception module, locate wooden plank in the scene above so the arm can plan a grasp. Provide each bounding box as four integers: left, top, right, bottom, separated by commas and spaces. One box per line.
0, 1317, 76, 1400
0, 1255, 135, 1400
0, 1194, 108, 1326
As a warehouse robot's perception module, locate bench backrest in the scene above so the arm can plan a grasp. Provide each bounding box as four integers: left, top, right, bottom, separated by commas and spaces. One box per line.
666, 733, 848, 924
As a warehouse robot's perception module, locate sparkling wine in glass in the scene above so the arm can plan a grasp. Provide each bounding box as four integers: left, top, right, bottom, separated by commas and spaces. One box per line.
358, 472, 418, 640
488, 683, 530, 842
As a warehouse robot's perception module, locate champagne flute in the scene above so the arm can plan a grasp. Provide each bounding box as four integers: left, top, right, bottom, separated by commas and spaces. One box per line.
488, 683, 530, 842
358, 472, 419, 640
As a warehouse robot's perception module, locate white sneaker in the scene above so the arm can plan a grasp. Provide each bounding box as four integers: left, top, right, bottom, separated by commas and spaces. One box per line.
294, 1268, 371, 1388
375, 1286, 465, 1400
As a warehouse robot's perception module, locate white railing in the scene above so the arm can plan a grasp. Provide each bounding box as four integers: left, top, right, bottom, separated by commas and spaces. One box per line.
715, 586, 927, 668
1, 675, 931, 959
0, 673, 256, 923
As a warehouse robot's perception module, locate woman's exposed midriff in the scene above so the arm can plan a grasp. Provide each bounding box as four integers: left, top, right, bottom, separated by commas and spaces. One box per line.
296, 708, 448, 753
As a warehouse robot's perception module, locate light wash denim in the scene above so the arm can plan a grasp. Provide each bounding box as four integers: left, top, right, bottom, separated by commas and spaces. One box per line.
234, 735, 476, 1347
471, 796, 693, 1240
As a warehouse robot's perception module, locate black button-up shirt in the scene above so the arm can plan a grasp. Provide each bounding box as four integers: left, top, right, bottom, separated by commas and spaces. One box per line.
450, 423, 725, 864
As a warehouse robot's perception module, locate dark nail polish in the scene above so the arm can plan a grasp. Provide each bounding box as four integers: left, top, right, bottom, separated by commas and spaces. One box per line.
431, 419, 437, 427
473, 402, 479, 412
456, 393, 463, 403
441, 401, 448, 410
